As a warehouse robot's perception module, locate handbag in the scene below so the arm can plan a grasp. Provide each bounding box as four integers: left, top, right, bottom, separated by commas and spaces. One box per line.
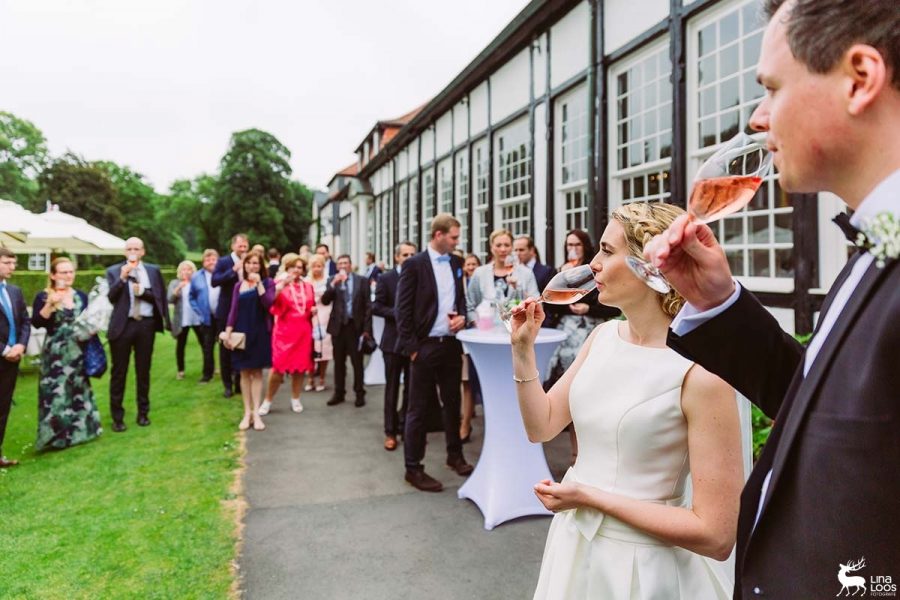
83, 335, 107, 378
218, 331, 246, 350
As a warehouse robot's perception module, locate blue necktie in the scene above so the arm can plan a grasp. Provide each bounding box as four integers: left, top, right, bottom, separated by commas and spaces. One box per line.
436, 255, 450, 263
0, 283, 16, 346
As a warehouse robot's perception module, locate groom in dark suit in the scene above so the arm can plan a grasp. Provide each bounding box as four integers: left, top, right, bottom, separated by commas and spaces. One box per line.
647, 1, 900, 597
321, 254, 372, 407
106, 237, 169, 431
0, 248, 30, 467
396, 214, 473, 492
211, 233, 248, 397
373, 241, 417, 450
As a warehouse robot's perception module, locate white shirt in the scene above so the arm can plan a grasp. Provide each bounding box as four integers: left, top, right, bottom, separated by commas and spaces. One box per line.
671, 168, 900, 530
129, 262, 155, 318
526, 257, 537, 270
427, 245, 456, 337
204, 270, 220, 314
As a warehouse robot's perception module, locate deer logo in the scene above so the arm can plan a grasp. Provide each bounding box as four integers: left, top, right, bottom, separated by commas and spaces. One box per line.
837, 557, 868, 597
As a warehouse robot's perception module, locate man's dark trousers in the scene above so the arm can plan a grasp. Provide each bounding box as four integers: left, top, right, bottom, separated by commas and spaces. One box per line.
198, 321, 216, 380
109, 318, 156, 422
404, 337, 463, 470
332, 322, 364, 400
214, 316, 239, 392
383, 351, 410, 436
0, 360, 20, 455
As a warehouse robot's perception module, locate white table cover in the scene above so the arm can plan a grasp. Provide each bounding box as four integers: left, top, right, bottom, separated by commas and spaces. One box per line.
457, 327, 567, 530
363, 316, 386, 385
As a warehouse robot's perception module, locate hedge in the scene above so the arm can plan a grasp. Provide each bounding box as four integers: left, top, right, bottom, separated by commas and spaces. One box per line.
11, 268, 177, 306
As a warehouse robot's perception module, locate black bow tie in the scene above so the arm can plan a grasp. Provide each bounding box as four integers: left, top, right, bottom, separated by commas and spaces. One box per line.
833, 213, 870, 252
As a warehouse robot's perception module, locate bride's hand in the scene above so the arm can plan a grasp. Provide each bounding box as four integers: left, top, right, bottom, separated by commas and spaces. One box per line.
533, 479, 584, 512
510, 297, 544, 347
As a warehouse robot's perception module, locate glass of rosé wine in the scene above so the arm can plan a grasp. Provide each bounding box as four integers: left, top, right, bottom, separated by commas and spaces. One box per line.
625, 131, 774, 294
500, 264, 596, 331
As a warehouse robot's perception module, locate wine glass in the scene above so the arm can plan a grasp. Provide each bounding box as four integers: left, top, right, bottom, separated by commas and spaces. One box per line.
625, 131, 774, 294
500, 264, 596, 331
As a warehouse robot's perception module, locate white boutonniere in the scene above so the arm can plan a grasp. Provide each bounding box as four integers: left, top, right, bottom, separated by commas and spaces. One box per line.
858, 212, 900, 268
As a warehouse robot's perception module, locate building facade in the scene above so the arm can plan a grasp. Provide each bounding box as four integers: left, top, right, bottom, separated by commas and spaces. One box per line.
321, 0, 850, 335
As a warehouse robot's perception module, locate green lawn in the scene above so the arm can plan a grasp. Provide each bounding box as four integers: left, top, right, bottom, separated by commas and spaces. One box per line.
0, 335, 242, 599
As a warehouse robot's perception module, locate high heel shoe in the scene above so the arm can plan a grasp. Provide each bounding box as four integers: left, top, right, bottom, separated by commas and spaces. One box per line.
460, 425, 472, 444
238, 415, 251, 431
252, 413, 266, 431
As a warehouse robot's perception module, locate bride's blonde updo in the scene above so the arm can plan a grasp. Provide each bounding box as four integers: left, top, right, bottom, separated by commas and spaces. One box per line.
611, 202, 686, 318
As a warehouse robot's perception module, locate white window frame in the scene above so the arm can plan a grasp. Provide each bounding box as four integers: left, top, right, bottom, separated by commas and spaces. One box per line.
409, 175, 420, 248
554, 83, 591, 254
438, 158, 453, 215
398, 181, 409, 244
422, 167, 435, 242
472, 139, 490, 259
687, 0, 792, 293
494, 117, 531, 238
455, 150, 469, 253
28, 253, 48, 271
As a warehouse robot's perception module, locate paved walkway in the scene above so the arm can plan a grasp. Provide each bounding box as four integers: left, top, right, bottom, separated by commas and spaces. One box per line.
237, 372, 571, 599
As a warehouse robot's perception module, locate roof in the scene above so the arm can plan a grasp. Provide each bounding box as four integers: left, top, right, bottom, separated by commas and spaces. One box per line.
325, 161, 360, 189
354, 103, 427, 154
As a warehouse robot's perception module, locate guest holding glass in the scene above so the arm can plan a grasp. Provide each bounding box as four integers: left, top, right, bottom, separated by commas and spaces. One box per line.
465, 228, 539, 325
510, 203, 744, 598
223, 250, 275, 431
32, 258, 102, 451
260, 254, 316, 416
304, 254, 333, 392
189, 249, 220, 384
168, 260, 204, 381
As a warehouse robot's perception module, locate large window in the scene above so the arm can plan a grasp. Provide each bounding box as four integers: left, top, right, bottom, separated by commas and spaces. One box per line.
609, 41, 673, 208
367, 200, 375, 260
473, 141, 490, 259
409, 176, 420, 248
422, 168, 435, 242
455, 151, 469, 253
555, 85, 590, 251
689, 0, 792, 289
495, 119, 531, 237
398, 182, 408, 243
438, 159, 453, 215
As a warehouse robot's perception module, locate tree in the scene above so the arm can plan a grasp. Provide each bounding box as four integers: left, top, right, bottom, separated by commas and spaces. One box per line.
164, 174, 219, 251
37, 153, 123, 234
213, 129, 293, 250
96, 161, 185, 266
285, 180, 315, 249
0, 111, 49, 205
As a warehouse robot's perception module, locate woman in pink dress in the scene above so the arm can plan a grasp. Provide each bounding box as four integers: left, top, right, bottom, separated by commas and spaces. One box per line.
259, 255, 316, 415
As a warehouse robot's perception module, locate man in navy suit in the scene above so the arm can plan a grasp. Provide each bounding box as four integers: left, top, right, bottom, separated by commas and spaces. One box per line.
396, 214, 473, 492
373, 241, 416, 451
647, 1, 900, 596
0, 248, 30, 467
106, 237, 169, 431
315, 243, 338, 277
189, 249, 221, 383
211, 233, 248, 397
514, 235, 554, 292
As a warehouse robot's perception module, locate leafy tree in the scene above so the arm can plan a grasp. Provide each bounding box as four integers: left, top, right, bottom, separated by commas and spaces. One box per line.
285, 180, 315, 250
36, 153, 123, 234
165, 174, 219, 251
0, 111, 49, 205
213, 129, 293, 250
96, 161, 185, 265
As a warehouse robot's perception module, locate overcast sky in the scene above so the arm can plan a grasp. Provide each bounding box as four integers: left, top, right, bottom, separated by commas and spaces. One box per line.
0, 0, 529, 192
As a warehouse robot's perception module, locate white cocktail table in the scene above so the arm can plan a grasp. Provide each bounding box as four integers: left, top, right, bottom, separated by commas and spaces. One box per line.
456, 327, 567, 530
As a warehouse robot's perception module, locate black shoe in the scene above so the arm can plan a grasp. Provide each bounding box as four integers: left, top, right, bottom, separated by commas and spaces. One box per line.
112, 421, 127, 433
354, 396, 366, 407
223, 388, 233, 398
198, 377, 212, 384
137, 415, 151, 427
405, 469, 443, 492
327, 395, 345, 406
446, 456, 474, 476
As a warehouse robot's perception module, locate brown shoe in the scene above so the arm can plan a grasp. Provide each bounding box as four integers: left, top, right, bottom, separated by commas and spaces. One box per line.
384, 436, 398, 451
405, 469, 443, 492
446, 456, 474, 476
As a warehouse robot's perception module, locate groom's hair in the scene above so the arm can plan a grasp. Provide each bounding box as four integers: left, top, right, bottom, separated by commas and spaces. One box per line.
764, 0, 900, 90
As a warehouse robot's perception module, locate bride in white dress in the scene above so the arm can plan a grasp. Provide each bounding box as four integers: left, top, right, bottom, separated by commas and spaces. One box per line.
510, 202, 746, 599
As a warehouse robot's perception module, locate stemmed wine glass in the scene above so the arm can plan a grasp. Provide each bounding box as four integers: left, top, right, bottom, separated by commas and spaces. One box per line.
500, 264, 596, 331
625, 131, 774, 294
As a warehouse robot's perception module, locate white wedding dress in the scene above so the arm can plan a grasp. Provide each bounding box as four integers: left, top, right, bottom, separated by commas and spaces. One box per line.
533, 321, 736, 600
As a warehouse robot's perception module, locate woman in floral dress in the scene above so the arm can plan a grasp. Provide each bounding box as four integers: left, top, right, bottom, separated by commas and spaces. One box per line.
31, 257, 102, 450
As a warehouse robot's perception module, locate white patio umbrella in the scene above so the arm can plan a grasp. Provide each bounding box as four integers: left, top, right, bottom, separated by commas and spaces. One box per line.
0, 200, 126, 255
0, 199, 51, 252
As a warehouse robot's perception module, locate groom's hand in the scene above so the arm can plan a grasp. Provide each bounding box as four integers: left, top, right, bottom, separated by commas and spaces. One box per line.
644, 214, 735, 311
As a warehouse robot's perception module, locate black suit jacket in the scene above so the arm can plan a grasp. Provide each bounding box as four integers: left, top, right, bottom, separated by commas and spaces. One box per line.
106, 262, 169, 341
667, 254, 900, 599
532, 261, 555, 292
395, 251, 465, 356
211, 255, 239, 321
372, 267, 400, 354
0, 283, 31, 349
321, 273, 372, 338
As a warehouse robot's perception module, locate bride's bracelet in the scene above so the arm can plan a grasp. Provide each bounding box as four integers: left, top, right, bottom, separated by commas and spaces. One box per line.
513, 371, 540, 384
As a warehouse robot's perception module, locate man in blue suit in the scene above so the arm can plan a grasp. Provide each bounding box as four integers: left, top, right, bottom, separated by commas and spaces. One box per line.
211, 233, 248, 398
0, 248, 30, 467
189, 249, 221, 384
513, 235, 554, 293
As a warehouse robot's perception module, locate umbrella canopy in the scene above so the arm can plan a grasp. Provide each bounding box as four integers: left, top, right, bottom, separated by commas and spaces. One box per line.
0, 199, 125, 255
